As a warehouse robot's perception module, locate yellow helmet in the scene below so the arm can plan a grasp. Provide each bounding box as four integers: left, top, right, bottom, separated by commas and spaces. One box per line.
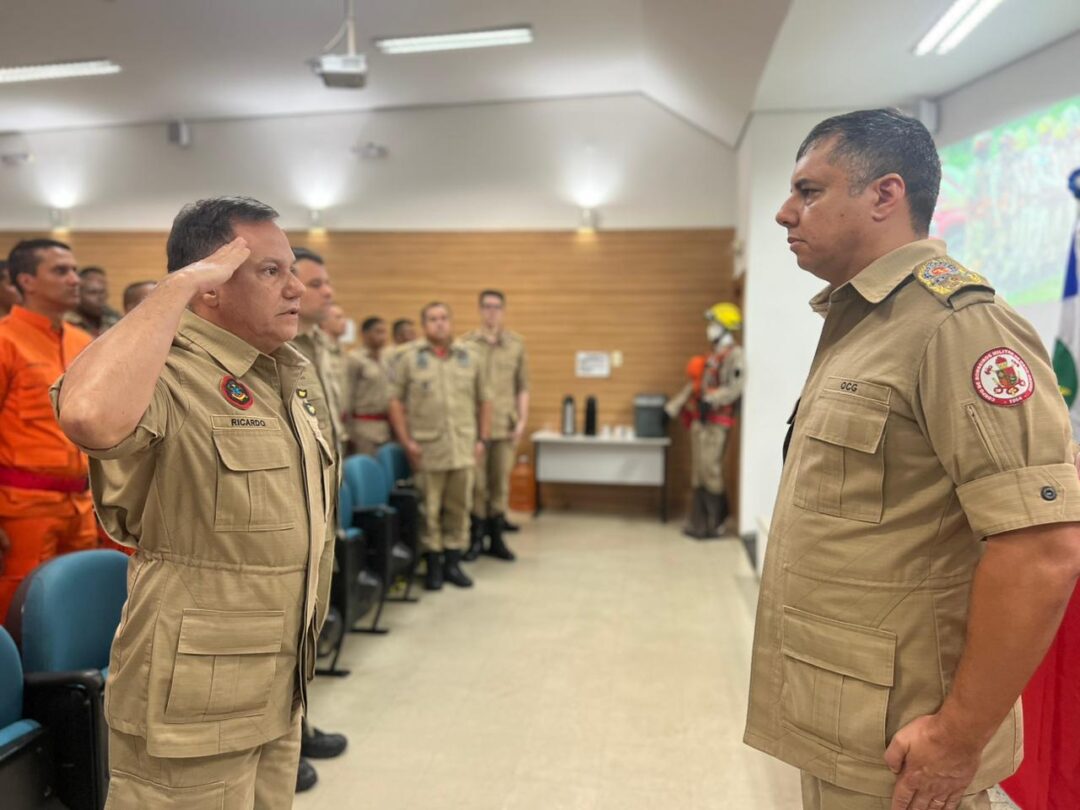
705, 302, 742, 332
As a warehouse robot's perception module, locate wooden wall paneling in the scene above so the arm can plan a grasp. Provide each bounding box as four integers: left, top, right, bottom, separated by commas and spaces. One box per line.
2, 228, 736, 520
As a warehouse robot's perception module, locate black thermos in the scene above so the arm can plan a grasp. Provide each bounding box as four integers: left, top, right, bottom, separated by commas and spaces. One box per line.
584, 396, 598, 436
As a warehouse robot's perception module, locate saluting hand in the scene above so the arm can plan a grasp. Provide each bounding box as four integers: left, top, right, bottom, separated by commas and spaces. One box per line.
884, 713, 981, 810
177, 237, 251, 295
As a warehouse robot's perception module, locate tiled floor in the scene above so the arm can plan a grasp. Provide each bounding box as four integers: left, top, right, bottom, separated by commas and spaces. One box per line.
297, 513, 1018, 809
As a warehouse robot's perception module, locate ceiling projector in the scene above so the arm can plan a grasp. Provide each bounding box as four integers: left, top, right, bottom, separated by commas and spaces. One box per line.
310, 53, 367, 89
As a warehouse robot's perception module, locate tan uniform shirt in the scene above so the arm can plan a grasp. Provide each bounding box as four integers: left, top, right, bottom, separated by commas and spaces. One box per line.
345, 346, 392, 446
744, 239, 1080, 796
51, 312, 336, 759
390, 339, 491, 471
462, 329, 528, 440
291, 328, 344, 457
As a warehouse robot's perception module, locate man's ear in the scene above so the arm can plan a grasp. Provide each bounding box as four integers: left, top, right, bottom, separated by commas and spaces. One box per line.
198, 290, 220, 310
870, 173, 906, 224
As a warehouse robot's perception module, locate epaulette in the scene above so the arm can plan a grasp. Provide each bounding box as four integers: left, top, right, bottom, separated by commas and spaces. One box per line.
913, 256, 995, 308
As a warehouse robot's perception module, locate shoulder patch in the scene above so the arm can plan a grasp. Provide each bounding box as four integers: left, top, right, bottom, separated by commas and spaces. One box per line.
914, 257, 993, 306
973, 347, 1034, 407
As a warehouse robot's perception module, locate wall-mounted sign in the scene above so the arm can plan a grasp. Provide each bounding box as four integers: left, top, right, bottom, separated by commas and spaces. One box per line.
575, 351, 611, 378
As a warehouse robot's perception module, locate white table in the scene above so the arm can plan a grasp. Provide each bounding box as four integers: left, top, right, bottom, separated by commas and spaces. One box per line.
531, 430, 672, 522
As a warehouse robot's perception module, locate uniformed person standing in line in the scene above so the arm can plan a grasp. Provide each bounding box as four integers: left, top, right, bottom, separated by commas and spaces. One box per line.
462, 289, 529, 561
744, 110, 1080, 810
667, 302, 744, 540
287, 247, 349, 790
345, 316, 393, 456
65, 266, 121, 337
52, 197, 337, 809
388, 302, 492, 590
317, 303, 349, 415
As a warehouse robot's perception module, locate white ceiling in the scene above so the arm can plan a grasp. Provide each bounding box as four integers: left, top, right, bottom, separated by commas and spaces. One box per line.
1, 0, 1078, 145
755, 0, 1080, 111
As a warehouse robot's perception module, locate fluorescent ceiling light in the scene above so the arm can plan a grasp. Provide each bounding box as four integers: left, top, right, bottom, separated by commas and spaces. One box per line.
913, 0, 1007, 56
375, 26, 533, 55
0, 59, 121, 84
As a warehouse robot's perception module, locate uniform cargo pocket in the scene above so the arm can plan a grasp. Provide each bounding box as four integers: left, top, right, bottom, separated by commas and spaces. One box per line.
212, 429, 294, 532
164, 610, 284, 723
793, 390, 889, 523
779, 607, 896, 761
105, 771, 225, 810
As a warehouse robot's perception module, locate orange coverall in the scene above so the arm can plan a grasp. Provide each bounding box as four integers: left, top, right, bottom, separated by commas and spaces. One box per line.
0, 306, 97, 620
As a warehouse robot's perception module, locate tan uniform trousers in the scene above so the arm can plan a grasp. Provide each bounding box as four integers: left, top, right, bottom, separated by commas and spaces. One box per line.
472, 438, 515, 518
348, 420, 390, 459
105, 711, 302, 810
800, 773, 990, 810
690, 421, 728, 495
417, 467, 473, 552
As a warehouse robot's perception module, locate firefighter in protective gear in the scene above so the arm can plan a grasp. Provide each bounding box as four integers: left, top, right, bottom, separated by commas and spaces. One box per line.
666, 302, 745, 539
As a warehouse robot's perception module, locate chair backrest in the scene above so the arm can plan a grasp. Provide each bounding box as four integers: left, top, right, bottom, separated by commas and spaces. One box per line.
10, 550, 129, 674
377, 442, 411, 487
343, 454, 390, 508
0, 626, 23, 729
338, 481, 354, 531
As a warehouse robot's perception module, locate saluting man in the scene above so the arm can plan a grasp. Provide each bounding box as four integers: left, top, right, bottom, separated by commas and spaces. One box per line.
743, 110, 1080, 810
53, 197, 336, 809
388, 302, 492, 591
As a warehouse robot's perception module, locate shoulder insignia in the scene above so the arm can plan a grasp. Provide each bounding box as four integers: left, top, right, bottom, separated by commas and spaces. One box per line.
417, 351, 429, 370
296, 388, 308, 399
303, 400, 317, 417
914, 257, 993, 305
973, 347, 1034, 407
221, 376, 254, 410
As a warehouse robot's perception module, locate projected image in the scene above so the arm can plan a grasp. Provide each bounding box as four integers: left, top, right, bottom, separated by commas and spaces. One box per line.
933, 95, 1080, 307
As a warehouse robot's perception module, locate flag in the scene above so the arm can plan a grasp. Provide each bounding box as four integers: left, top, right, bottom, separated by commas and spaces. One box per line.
1052, 167, 1080, 438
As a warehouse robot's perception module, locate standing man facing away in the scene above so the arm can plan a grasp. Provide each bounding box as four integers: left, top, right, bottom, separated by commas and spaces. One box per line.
388, 303, 492, 591
0, 239, 97, 620
743, 109, 1080, 810
345, 317, 393, 457
462, 289, 529, 561
52, 197, 337, 809
65, 266, 120, 337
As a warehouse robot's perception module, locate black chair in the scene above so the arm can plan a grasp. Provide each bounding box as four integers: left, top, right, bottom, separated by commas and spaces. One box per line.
5, 549, 129, 810
0, 626, 55, 808
316, 481, 383, 677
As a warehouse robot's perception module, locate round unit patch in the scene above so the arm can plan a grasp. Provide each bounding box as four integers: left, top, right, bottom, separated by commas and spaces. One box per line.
972, 347, 1034, 407
220, 375, 255, 410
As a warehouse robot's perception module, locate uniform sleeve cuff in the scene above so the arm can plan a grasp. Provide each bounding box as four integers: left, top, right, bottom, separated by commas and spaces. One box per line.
956, 463, 1080, 538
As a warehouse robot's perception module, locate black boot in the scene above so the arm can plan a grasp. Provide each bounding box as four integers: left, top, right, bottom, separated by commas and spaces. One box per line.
301, 726, 348, 759
296, 758, 318, 792
484, 515, 516, 561
443, 550, 474, 588
464, 515, 486, 562
501, 515, 521, 533
704, 492, 729, 537
424, 552, 444, 591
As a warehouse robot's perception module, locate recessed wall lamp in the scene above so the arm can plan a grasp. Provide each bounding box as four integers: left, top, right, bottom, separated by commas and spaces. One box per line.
577, 207, 599, 234
49, 207, 70, 233
308, 209, 327, 235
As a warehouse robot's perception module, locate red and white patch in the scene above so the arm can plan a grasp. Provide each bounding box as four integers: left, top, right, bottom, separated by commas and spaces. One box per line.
972, 347, 1034, 407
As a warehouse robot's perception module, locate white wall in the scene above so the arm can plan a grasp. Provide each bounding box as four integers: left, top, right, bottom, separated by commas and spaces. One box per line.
736, 111, 846, 567
0, 94, 736, 232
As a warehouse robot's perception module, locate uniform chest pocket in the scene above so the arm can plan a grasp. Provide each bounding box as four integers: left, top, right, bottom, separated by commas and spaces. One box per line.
164, 609, 284, 723
793, 389, 889, 524
212, 429, 295, 532
779, 607, 896, 762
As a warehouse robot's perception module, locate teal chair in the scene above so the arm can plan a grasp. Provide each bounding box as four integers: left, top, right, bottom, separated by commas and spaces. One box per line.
0, 626, 54, 807
5, 549, 129, 810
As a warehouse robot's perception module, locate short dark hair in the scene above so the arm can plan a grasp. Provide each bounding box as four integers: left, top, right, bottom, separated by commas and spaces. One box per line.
78, 266, 105, 279
421, 301, 451, 322
123, 280, 156, 311
796, 108, 941, 235
392, 318, 413, 340
479, 289, 505, 304
166, 196, 278, 273
361, 316, 384, 333
7, 239, 72, 295
291, 246, 324, 265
